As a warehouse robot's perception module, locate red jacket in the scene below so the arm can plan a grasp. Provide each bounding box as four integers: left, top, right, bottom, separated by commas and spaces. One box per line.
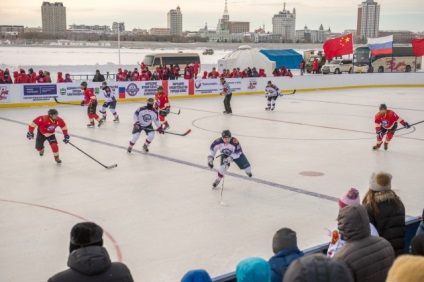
17, 71, 32, 83
13, 71, 19, 84
28, 115, 68, 137
57, 72, 65, 83
258, 69, 266, 77
375, 110, 405, 132
83, 88, 97, 105
208, 71, 220, 79
193, 62, 199, 74
313, 60, 319, 70
201, 71, 208, 79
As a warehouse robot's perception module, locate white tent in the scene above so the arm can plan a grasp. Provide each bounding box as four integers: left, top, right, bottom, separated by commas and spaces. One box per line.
218, 45, 276, 75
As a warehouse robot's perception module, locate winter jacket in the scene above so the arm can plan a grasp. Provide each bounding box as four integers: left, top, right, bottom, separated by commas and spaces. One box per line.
334, 205, 395, 282
57, 72, 65, 83
0, 72, 13, 84
269, 246, 303, 282
13, 71, 19, 83
64, 73, 72, 82
93, 73, 105, 82
363, 191, 405, 256
48, 246, 134, 282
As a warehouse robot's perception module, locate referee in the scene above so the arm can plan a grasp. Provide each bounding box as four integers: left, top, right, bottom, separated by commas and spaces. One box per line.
220, 77, 233, 114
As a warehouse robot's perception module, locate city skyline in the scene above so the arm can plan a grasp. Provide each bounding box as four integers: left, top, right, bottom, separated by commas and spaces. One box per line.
1, 0, 423, 33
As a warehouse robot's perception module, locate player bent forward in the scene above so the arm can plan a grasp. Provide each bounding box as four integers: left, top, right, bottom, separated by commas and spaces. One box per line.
27, 109, 70, 164
80, 81, 104, 128
127, 98, 164, 153
373, 104, 410, 150
99, 81, 119, 122
207, 130, 252, 188
265, 80, 280, 111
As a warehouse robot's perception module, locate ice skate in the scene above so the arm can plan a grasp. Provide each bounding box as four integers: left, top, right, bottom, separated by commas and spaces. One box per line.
246, 172, 252, 178
142, 144, 149, 152
384, 143, 388, 150
271, 107, 275, 111
223, 111, 228, 114
265, 107, 270, 111
102, 115, 107, 121
55, 157, 62, 164
98, 119, 104, 127
163, 123, 170, 130
113, 115, 119, 122
87, 122, 95, 128
212, 179, 220, 189
39, 149, 44, 157
127, 146, 132, 153
372, 144, 381, 150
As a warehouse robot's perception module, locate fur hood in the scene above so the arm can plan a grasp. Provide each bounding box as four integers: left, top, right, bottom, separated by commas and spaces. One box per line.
373, 190, 399, 203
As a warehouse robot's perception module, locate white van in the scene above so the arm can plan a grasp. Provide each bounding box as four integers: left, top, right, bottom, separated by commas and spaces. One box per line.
143, 52, 201, 70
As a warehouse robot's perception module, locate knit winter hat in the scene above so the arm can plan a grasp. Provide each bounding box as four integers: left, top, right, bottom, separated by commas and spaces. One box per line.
236, 257, 271, 282
411, 232, 424, 256
272, 228, 297, 254
369, 171, 392, 192
69, 222, 103, 253
338, 188, 360, 208
181, 269, 212, 282
386, 255, 424, 282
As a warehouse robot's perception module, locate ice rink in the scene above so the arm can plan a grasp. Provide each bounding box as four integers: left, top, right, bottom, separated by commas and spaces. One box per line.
1, 87, 424, 281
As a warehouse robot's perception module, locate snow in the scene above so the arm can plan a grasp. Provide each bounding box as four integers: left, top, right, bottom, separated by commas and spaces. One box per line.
1, 87, 424, 281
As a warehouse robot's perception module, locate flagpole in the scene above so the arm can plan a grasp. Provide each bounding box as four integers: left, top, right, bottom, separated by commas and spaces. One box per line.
414, 56, 417, 72
390, 40, 394, 73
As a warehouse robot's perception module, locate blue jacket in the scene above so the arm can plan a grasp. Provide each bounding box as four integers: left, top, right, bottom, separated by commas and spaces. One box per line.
268, 247, 304, 282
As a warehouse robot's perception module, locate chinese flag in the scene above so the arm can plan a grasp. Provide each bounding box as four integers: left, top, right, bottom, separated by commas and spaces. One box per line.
323, 34, 353, 60
412, 38, 424, 57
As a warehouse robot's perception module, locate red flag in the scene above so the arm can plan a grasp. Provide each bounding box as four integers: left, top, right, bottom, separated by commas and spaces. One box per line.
412, 38, 424, 57
323, 34, 353, 60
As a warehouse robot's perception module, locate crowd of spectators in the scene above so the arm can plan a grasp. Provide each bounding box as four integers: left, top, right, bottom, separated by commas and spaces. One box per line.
46, 171, 424, 282
0, 68, 72, 84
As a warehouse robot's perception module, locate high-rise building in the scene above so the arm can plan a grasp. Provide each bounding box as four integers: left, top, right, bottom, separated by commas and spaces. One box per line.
167, 6, 183, 36
272, 2, 296, 42
112, 22, 125, 32
356, 0, 380, 40
41, 2, 66, 34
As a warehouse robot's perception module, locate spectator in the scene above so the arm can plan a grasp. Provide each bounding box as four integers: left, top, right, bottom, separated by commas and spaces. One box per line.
327, 188, 379, 258
300, 59, 306, 76
269, 227, 303, 282
131, 68, 140, 81
193, 61, 199, 79
272, 68, 281, 77
201, 71, 207, 79
334, 205, 395, 282
0, 69, 3, 80
13, 71, 19, 83
47, 222, 134, 282
386, 255, 424, 282
416, 208, 424, 236
184, 65, 193, 80
286, 70, 293, 78
181, 269, 212, 282
35, 70, 47, 83
140, 70, 150, 81
17, 69, 31, 84
258, 68, 267, 77
236, 257, 271, 282
251, 67, 258, 77
140, 61, 146, 71
280, 66, 288, 76
28, 68, 37, 83
0, 69, 13, 84
162, 65, 170, 80
284, 254, 353, 282
116, 68, 124, 81
151, 69, 160, 80
312, 58, 319, 74
362, 171, 406, 257
44, 71, 52, 83
93, 69, 105, 82
57, 72, 65, 83
173, 64, 180, 80
64, 73, 73, 83
246, 67, 252, 77
169, 64, 175, 80
208, 67, 220, 79
411, 232, 424, 256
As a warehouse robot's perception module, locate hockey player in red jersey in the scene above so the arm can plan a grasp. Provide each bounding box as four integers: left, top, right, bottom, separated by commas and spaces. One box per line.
154, 86, 171, 130
208, 130, 252, 188
27, 109, 69, 164
373, 104, 410, 150
80, 81, 104, 128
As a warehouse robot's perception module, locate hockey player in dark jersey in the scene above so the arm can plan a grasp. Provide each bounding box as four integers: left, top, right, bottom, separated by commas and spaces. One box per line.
127, 98, 164, 153
264, 80, 280, 110
207, 130, 252, 188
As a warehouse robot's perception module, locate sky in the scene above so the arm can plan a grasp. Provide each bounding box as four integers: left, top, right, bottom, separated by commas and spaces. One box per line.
1, 0, 423, 33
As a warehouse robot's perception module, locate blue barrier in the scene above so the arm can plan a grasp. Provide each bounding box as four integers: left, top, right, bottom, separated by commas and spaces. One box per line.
212, 217, 421, 282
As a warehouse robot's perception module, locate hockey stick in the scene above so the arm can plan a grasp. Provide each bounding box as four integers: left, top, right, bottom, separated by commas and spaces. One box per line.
395, 120, 424, 132
54, 97, 81, 106
145, 128, 191, 136
279, 89, 297, 96
169, 109, 181, 115
68, 142, 118, 169
219, 165, 229, 206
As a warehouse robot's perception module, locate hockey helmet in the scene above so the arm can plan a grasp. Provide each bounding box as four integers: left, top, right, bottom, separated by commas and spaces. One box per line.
146, 98, 155, 105
222, 130, 231, 138
157, 86, 164, 90
267, 80, 272, 84
48, 109, 58, 117
80, 81, 88, 88
102, 81, 107, 86
379, 104, 387, 110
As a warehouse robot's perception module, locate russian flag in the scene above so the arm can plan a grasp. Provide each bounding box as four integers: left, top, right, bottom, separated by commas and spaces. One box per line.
119, 87, 126, 99
367, 35, 393, 56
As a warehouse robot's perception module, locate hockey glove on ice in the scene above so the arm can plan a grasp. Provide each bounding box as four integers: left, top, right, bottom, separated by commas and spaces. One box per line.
27, 132, 34, 140
404, 122, 411, 128
207, 156, 214, 169
223, 156, 233, 165
63, 134, 70, 144
134, 122, 141, 130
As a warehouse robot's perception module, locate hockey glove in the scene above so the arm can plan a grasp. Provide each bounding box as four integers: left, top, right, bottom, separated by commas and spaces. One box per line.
223, 156, 233, 165
207, 156, 214, 169
27, 132, 34, 140
134, 122, 141, 130
157, 126, 165, 134
404, 122, 411, 128
80, 100, 85, 106
63, 134, 70, 144
376, 130, 384, 139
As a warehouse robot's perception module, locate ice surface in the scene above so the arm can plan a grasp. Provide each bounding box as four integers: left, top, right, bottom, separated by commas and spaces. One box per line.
1, 87, 424, 281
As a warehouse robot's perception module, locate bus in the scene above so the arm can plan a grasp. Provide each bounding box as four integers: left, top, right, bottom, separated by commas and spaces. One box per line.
353, 46, 422, 73
143, 52, 201, 72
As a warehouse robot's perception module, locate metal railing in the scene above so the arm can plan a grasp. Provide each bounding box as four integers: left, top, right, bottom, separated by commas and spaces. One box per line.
69, 72, 116, 81
212, 217, 421, 282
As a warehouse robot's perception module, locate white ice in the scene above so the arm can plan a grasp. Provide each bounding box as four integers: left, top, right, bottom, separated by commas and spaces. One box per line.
1, 87, 424, 281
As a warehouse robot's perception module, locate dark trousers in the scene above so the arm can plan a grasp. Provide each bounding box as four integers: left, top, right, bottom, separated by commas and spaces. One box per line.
35, 128, 57, 150
224, 94, 232, 113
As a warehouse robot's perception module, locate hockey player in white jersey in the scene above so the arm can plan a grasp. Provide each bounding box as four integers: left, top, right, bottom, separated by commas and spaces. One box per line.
207, 130, 252, 188
264, 80, 280, 111
127, 98, 164, 153
99, 81, 119, 122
